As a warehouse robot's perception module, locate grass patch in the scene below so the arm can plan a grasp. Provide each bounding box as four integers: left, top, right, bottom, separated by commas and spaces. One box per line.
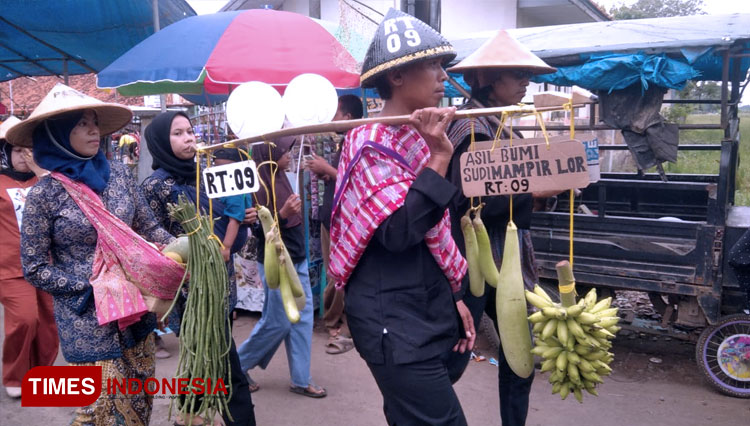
661, 113, 749, 205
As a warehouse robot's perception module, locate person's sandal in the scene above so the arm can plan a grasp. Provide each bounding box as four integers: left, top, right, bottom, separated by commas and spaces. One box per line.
155, 348, 171, 359
155, 335, 171, 359
247, 376, 260, 393
173, 414, 211, 426
290, 383, 327, 398
325, 336, 354, 355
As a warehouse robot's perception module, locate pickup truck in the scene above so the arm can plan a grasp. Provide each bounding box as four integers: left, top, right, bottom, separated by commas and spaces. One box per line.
451, 13, 750, 398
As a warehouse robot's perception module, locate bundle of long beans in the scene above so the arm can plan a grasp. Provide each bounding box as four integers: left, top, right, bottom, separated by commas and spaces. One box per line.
166, 195, 232, 424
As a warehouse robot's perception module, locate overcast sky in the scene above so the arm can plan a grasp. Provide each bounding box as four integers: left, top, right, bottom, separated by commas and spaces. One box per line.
186, 1, 750, 17
187, 0, 228, 15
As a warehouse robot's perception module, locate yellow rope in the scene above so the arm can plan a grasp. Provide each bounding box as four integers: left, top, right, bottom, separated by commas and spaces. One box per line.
470, 119, 476, 153
185, 226, 202, 236
509, 193, 513, 223
182, 149, 202, 236
533, 110, 550, 149
206, 151, 214, 224
194, 151, 201, 214
192, 147, 223, 245
559, 282, 576, 294
565, 97, 577, 266
569, 189, 574, 266
563, 100, 576, 139
508, 114, 515, 225
254, 159, 274, 206
182, 219, 202, 236
180, 216, 203, 237
268, 141, 281, 226
180, 215, 200, 226
238, 147, 251, 161
492, 111, 509, 152
470, 120, 476, 210
208, 234, 225, 249
492, 105, 551, 148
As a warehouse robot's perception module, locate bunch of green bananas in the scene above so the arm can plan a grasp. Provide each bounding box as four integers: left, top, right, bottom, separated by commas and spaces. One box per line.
525, 285, 620, 402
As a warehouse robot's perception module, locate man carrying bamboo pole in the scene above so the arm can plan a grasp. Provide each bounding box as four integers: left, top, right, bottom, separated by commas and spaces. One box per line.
328, 8, 475, 425
442, 30, 558, 426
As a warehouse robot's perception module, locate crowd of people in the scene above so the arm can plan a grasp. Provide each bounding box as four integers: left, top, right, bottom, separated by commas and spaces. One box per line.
0, 7, 585, 426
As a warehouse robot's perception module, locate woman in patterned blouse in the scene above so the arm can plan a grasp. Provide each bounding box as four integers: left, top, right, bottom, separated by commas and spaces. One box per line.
7, 84, 174, 426
140, 111, 257, 426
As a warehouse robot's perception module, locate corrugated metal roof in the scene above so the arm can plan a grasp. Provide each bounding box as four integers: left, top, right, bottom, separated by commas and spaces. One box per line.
451, 13, 750, 65
0, 0, 195, 82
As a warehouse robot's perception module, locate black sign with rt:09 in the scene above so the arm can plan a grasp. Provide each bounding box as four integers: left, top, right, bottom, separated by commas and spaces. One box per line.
202, 160, 260, 199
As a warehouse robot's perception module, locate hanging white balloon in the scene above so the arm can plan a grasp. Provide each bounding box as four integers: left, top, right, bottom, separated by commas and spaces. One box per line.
226, 81, 285, 139
282, 73, 338, 127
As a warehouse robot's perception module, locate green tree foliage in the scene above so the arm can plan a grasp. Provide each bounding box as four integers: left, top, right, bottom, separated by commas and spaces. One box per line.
607, 0, 705, 20
664, 81, 720, 123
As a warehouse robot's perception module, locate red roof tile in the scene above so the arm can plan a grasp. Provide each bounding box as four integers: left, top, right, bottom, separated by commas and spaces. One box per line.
0, 74, 144, 118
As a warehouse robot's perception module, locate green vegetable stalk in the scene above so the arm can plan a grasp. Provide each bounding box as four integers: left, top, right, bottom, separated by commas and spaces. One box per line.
166, 195, 233, 425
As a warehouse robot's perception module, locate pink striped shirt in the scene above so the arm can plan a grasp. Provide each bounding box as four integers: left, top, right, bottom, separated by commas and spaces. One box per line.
329, 123, 467, 292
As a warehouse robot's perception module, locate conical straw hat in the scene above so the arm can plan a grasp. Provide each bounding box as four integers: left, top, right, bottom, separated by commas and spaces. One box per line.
0, 116, 21, 142
6, 83, 132, 147
360, 8, 456, 88
447, 30, 556, 75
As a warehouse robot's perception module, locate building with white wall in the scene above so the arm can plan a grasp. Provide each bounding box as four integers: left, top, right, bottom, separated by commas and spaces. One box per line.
222, 0, 608, 33
219, 0, 609, 122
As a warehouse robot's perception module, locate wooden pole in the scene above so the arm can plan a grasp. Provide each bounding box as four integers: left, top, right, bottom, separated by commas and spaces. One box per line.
204, 103, 587, 151
445, 75, 502, 128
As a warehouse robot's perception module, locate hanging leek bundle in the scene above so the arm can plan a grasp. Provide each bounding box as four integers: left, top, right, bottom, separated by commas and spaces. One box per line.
166, 195, 233, 424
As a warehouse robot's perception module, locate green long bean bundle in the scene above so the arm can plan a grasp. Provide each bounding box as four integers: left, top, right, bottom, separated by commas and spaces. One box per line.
166, 195, 233, 425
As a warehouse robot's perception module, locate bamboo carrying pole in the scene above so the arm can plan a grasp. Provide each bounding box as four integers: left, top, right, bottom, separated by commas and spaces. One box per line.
201, 103, 587, 152
445, 75, 503, 129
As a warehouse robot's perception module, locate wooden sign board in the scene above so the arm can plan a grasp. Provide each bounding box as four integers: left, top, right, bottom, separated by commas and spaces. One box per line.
203, 160, 260, 199
459, 136, 590, 197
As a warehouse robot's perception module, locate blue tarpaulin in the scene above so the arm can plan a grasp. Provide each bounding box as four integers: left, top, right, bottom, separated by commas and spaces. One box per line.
0, 0, 195, 82
449, 14, 750, 94
533, 53, 702, 93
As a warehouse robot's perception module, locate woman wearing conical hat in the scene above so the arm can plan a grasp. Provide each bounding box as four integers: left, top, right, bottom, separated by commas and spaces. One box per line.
6, 83, 176, 425
0, 116, 59, 400
328, 8, 474, 425
443, 31, 557, 426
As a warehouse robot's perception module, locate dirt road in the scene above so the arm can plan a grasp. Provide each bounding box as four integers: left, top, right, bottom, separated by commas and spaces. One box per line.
1, 308, 748, 426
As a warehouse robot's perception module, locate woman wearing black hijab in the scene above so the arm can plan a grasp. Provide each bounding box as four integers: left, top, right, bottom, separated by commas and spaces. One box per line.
141, 111, 205, 235
0, 119, 58, 399
140, 111, 257, 426
142, 111, 252, 306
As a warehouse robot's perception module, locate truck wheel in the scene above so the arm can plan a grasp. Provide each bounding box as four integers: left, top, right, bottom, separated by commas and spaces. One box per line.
695, 313, 750, 398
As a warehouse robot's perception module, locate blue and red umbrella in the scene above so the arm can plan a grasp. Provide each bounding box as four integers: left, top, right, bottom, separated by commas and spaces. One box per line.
97, 9, 361, 97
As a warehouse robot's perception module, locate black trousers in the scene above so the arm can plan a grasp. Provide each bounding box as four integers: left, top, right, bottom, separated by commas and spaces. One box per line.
367, 335, 467, 426
442, 285, 534, 426
224, 338, 256, 426
177, 327, 256, 425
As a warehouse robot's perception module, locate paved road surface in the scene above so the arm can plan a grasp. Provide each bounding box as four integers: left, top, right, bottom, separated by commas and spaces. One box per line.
1, 307, 748, 425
